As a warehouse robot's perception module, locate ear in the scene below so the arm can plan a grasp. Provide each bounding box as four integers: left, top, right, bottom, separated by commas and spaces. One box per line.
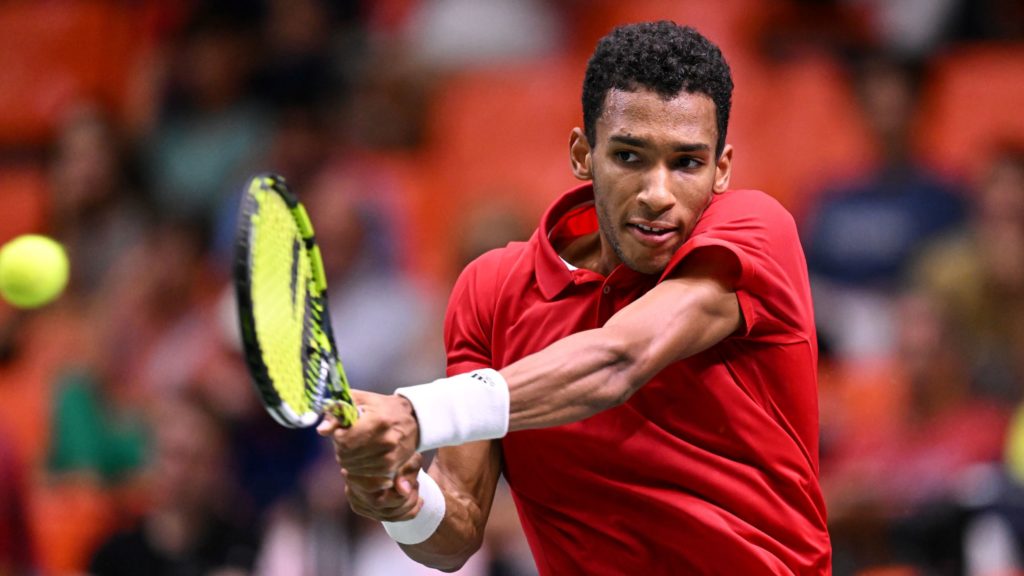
713, 144, 733, 194
569, 127, 593, 181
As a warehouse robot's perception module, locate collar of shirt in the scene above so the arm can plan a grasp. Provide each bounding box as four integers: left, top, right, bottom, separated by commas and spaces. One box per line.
534, 183, 651, 300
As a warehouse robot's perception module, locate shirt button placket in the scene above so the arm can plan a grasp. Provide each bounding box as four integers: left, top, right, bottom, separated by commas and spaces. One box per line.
596, 283, 614, 325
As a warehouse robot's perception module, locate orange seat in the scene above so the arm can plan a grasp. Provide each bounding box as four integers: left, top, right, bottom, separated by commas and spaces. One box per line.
567, 0, 763, 65
733, 53, 873, 217
0, 2, 144, 146
416, 57, 583, 281
920, 45, 1024, 181
29, 479, 118, 575
0, 164, 47, 244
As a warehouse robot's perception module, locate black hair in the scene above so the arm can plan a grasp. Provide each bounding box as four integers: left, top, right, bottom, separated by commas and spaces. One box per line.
582, 21, 734, 157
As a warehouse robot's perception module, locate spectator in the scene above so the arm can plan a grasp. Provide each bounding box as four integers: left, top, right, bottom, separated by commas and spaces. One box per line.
47, 103, 149, 301
803, 52, 967, 359
144, 5, 270, 230
302, 175, 441, 393
913, 144, 1024, 403
822, 289, 1012, 574
89, 391, 260, 576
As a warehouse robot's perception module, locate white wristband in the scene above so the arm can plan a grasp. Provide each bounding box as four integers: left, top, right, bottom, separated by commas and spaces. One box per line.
395, 369, 510, 452
382, 469, 446, 545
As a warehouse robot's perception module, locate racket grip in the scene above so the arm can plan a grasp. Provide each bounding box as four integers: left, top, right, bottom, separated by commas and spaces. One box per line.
325, 399, 359, 427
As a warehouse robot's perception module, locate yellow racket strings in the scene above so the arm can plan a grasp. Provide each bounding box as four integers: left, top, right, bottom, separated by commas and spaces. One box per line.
249, 183, 314, 417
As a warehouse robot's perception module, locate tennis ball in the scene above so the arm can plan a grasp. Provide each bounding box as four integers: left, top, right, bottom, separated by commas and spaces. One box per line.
0, 235, 69, 309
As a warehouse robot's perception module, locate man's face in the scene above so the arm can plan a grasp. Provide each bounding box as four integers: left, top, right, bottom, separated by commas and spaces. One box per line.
573, 88, 732, 275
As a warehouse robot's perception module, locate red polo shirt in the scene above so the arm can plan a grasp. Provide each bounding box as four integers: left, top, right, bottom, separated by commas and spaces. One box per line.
445, 184, 831, 575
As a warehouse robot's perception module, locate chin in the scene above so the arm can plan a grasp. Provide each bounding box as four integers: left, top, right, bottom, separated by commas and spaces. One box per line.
624, 257, 669, 276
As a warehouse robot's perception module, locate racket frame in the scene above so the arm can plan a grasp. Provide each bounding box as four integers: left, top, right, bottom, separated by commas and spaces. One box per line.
235, 174, 357, 428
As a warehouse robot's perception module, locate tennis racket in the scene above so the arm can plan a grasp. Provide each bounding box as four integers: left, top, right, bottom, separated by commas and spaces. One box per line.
234, 173, 358, 428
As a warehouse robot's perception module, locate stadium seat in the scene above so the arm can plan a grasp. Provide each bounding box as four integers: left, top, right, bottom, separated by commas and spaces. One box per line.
0, 2, 142, 146
416, 56, 582, 281
920, 45, 1024, 181
0, 164, 46, 244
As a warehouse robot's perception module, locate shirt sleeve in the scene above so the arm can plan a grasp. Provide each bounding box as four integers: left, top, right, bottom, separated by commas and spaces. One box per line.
660, 190, 814, 343
443, 250, 503, 376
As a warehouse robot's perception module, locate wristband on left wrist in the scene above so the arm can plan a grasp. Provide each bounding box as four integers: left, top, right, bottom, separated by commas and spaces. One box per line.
394, 368, 510, 452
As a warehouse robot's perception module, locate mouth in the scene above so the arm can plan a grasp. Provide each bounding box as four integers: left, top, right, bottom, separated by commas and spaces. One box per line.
630, 222, 674, 234
625, 221, 680, 249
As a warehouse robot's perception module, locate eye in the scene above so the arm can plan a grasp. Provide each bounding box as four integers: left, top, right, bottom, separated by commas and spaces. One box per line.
615, 150, 640, 164
674, 157, 703, 170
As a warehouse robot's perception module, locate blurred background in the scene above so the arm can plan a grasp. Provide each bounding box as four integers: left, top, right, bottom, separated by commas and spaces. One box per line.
0, 0, 1021, 575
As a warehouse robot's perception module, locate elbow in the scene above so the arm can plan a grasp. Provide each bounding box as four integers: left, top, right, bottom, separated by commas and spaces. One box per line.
403, 518, 485, 572
437, 559, 472, 574
598, 331, 646, 409
414, 538, 483, 573
447, 534, 486, 572
603, 373, 640, 409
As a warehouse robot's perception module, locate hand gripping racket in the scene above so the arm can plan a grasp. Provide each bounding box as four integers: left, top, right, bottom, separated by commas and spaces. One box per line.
234, 174, 358, 428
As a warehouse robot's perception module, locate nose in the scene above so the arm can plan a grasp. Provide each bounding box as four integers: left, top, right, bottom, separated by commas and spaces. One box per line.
637, 167, 675, 214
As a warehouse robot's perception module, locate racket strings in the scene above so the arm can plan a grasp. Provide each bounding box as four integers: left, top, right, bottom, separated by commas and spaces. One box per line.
238, 174, 358, 428
250, 189, 314, 416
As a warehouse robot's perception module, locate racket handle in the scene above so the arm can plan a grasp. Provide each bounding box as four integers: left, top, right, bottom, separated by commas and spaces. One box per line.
325, 399, 359, 427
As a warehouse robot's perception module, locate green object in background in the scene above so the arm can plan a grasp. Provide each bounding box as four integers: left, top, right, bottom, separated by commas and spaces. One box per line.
46, 372, 149, 484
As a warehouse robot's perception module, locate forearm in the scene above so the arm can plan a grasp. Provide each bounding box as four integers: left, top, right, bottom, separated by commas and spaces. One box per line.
503, 269, 740, 430
397, 266, 740, 451
500, 326, 640, 431
395, 328, 640, 452
398, 471, 488, 571
393, 442, 501, 571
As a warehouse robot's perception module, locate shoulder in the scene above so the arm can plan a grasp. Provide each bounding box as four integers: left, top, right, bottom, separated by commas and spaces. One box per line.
448, 239, 534, 316
464, 240, 531, 272
455, 239, 533, 292
715, 188, 792, 215
697, 189, 798, 237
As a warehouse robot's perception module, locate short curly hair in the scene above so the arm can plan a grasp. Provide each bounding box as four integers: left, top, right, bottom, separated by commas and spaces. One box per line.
582, 21, 734, 157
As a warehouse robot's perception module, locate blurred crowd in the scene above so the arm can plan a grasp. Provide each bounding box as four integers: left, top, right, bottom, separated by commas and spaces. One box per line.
0, 1, 1021, 575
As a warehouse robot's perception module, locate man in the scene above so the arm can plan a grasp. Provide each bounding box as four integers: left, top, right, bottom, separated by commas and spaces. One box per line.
320, 21, 831, 574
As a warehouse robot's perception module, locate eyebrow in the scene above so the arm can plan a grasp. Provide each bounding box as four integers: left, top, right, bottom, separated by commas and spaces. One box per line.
608, 135, 711, 153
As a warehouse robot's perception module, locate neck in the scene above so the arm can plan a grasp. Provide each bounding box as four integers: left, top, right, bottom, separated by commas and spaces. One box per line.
557, 232, 611, 274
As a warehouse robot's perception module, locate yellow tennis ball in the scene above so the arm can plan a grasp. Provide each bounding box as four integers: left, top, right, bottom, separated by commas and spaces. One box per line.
0, 234, 69, 309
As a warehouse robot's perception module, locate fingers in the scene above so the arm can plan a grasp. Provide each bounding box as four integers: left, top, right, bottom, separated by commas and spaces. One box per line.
342, 451, 425, 522
318, 389, 368, 436
346, 481, 423, 521
390, 495, 424, 522
335, 446, 406, 476
316, 412, 339, 437
348, 493, 421, 522
349, 389, 372, 405
329, 420, 412, 476
394, 453, 423, 496
344, 471, 395, 492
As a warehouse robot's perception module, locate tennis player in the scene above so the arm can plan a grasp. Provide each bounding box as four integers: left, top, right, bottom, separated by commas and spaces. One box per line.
320, 21, 831, 574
